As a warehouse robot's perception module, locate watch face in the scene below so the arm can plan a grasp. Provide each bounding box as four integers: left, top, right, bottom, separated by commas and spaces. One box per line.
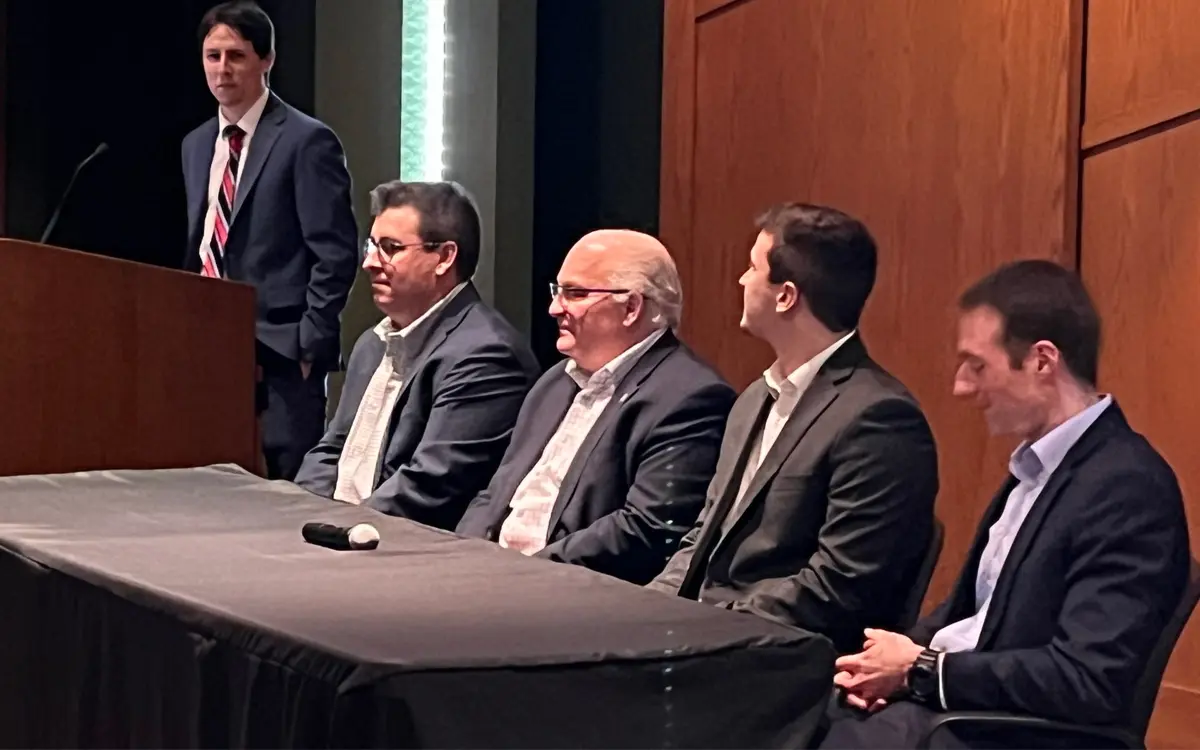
910, 667, 936, 698
908, 653, 939, 699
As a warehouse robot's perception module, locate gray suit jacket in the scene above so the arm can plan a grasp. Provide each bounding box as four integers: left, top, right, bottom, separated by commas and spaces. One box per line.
294, 284, 540, 529
648, 335, 938, 654
455, 331, 735, 584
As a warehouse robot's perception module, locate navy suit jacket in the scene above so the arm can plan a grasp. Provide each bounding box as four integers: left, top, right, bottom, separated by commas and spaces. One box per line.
909, 402, 1190, 725
182, 93, 358, 368
294, 284, 540, 530
456, 331, 736, 584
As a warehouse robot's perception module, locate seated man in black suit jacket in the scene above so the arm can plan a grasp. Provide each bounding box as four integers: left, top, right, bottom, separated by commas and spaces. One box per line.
817, 260, 1191, 749
456, 230, 736, 584
294, 181, 540, 530
647, 204, 939, 655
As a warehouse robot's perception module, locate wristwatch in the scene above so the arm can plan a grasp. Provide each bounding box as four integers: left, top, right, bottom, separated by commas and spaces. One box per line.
906, 648, 941, 705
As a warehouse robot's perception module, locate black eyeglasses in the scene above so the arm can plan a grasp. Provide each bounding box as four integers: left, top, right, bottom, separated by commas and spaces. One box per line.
549, 282, 631, 302
363, 236, 445, 263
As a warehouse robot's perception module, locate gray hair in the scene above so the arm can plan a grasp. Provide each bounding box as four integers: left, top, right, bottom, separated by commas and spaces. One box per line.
610, 250, 683, 330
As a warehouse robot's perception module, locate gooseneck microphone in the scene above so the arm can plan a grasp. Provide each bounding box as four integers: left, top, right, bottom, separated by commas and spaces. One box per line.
301, 522, 381, 551
40, 142, 110, 245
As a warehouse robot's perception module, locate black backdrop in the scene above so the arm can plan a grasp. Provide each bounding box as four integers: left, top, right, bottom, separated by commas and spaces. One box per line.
2, 0, 314, 268
1, 0, 662, 365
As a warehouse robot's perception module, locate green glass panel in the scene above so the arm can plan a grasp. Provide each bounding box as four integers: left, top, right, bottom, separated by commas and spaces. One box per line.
399, 0, 428, 181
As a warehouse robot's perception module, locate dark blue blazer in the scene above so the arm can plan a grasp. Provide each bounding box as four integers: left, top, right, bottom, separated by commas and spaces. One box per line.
294, 284, 541, 530
456, 331, 736, 584
910, 402, 1190, 725
182, 93, 359, 368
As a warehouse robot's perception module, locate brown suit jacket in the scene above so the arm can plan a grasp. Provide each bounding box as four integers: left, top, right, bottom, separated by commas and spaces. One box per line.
648, 334, 939, 653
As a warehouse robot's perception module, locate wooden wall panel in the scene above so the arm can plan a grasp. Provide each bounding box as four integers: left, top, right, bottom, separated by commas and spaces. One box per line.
1081, 117, 1200, 750
1084, 0, 1200, 148
660, 0, 1076, 604
1, 0, 6, 234
1080, 2, 1200, 744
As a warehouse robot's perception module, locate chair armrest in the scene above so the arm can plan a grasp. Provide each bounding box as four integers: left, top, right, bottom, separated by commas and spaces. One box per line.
917, 711, 1141, 749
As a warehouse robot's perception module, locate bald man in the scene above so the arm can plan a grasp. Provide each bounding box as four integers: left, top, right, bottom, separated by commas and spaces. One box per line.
456, 230, 736, 584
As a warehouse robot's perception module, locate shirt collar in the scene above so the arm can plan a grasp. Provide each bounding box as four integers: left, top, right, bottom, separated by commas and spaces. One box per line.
1009, 394, 1113, 485
565, 327, 667, 390
763, 330, 856, 399
373, 281, 469, 357
218, 87, 271, 138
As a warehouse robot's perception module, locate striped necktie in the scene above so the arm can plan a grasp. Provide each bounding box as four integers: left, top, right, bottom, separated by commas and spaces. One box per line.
201, 124, 246, 278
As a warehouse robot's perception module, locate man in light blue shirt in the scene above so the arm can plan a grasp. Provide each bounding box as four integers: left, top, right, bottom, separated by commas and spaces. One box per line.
817, 260, 1189, 749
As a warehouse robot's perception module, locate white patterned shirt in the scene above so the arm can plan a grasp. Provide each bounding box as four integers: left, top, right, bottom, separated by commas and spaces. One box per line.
498, 328, 667, 553
720, 331, 855, 536
333, 283, 468, 503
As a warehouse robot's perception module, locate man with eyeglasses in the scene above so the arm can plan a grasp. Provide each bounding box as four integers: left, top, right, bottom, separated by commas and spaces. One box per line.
456, 230, 736, 585
293, 181, 539, 529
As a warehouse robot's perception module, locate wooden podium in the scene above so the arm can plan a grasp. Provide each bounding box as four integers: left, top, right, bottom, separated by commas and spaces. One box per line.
0, 239, 259, 477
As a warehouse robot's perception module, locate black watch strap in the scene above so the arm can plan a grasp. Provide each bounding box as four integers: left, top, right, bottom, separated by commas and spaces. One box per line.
907, 647, 941, 705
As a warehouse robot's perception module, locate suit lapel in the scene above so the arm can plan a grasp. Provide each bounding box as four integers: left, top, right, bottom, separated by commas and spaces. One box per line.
543, 333, 679, 537
187, 122, 218, 251
678, 385, 774, 598
706, 385, 775, 523
393, 284, 480, 408
975, 468, 1072, 648
506, 376, 577, 488
718, 378, 837, 543
231, 94, 285, 225
939, 476, 1017, 623
975, 403, 1125, 648
369, 284, 482, 484
709, 336, 871, 555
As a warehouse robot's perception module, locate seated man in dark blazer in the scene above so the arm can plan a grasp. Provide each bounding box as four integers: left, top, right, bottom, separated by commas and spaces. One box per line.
294, 181, 540, 530
456, 230, 735, 584
647, 203, 939, 655
817, 260, 1191, 749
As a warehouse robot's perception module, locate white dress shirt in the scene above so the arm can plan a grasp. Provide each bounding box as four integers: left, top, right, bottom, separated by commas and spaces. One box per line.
332, 283, 468, 503
197, 87, 271, 264
719, 330, 856, 535
928, 394, 1113, 708
498, 327, 668, 554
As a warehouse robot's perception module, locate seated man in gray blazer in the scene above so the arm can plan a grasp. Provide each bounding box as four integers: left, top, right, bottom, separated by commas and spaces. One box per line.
456, 230, 736, 584
294, 181, 539, 530
647, 203, 939, 654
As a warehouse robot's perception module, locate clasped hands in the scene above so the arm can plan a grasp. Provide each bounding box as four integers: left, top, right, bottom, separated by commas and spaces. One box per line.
833, 628, 924, 713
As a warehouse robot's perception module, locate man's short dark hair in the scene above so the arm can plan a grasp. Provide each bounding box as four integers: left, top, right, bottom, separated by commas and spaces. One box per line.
370, 180, 482, 281
755, 203, 877, 332
959, 259, 1101, 387
198, 1, 275, 60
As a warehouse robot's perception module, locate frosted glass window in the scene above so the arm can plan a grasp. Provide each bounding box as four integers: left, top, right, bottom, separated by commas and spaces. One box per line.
399, 0, 446, 181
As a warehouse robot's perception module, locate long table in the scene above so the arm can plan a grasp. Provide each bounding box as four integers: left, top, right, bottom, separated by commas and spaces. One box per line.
0, 465, 835, 748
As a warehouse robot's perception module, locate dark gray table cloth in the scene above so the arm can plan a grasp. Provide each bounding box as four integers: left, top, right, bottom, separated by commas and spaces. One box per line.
0, 465, 834, 748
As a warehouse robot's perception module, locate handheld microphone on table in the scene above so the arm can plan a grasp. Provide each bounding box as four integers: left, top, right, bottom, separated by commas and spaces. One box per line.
301, 522, 380, 551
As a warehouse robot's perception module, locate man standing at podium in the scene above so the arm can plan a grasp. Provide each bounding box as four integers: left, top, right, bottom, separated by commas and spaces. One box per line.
182, 1, 358, 480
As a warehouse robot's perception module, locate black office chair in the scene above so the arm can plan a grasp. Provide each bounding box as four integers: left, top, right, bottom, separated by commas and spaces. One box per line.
898, 518, 945, 632
916, 558, 1200, 749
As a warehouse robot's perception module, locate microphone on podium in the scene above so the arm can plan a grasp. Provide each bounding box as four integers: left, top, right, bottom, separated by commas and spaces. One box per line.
301, 522, 380, 551
40, 142, 110, 245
